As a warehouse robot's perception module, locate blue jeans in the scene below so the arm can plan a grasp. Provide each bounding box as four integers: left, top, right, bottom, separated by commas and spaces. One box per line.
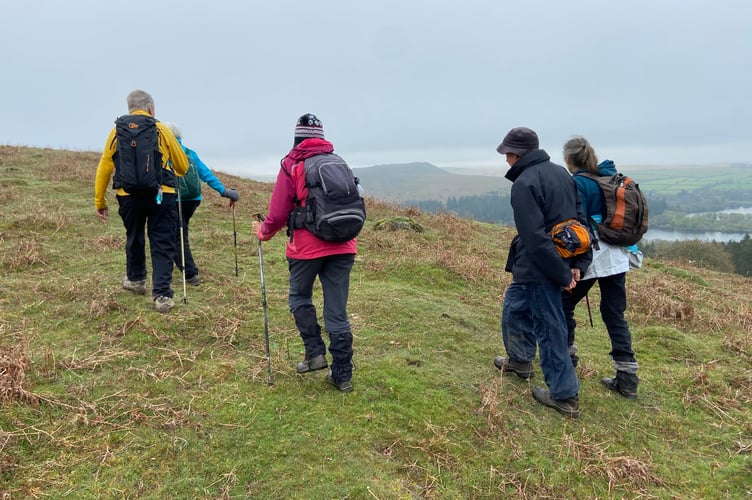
502, 282, 579, 400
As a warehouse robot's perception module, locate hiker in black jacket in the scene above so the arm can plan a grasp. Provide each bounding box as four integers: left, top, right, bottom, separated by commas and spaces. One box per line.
493, 127, 592, 418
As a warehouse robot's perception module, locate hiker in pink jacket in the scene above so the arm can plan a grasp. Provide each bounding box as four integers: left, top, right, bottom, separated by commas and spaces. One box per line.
252, 114, 357, 392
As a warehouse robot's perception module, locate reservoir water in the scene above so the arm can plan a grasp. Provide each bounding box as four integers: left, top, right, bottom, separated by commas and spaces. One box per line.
643, 229, 749, 243
646, 206, 751, 242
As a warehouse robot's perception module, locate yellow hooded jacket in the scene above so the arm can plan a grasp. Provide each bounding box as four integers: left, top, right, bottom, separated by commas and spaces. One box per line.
94, 110, 189, 210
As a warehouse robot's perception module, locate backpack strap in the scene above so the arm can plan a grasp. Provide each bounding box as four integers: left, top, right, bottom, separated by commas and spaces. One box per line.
573, 172, 604, 224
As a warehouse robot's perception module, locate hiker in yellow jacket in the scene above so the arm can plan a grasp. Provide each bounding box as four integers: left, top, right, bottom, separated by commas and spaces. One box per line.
94, 89, 188, 313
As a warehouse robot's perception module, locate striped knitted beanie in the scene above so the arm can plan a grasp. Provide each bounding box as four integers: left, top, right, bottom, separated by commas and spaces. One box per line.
294, 113, 325, 140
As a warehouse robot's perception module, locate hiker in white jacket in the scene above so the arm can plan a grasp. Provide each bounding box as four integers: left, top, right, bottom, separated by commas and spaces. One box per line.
561, 136, 641, 399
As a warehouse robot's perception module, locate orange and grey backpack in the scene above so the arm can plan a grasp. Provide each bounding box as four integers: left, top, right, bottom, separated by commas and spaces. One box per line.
578, 171, 649, 246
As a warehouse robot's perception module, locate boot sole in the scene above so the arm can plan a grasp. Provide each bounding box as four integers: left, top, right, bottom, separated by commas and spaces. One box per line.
296, 363, 328, 374
494, 360, 533, 379
505, 370, 533, 380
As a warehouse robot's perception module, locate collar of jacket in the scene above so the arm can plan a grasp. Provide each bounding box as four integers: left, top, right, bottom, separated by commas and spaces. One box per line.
504, 149, 550, 182
281, 138, 334, 172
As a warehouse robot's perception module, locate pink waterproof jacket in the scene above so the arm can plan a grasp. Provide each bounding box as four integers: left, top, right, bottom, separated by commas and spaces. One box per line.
258, 138, 357, 260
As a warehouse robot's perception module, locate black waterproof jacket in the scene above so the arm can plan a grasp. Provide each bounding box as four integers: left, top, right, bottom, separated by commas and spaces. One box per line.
504, 149, 592, 286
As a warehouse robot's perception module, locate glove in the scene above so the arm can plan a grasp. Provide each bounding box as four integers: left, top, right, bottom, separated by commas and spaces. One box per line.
222, 188, 239, 202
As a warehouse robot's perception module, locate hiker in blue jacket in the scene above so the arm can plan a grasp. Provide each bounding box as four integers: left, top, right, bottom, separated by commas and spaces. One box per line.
493, 127, 592, 418
165, 123, 239, 286
561, 136, 640, 399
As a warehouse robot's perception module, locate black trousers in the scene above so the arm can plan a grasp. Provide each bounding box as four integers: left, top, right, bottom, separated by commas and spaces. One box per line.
174, 199, 201, 278
561, 272, 636, 363
288, 254, 356, 382
117, 193, 177, 298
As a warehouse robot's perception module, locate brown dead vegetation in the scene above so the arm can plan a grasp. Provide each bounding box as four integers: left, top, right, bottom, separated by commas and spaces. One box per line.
560, 431, 668, 494
0, 345, 36, 405
627, 263, 752, 359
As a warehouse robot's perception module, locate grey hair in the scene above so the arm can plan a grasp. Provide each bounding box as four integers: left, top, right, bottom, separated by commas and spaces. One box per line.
164, 122, 182, 139
562, 136, 599, 173
126, 89, 154, 113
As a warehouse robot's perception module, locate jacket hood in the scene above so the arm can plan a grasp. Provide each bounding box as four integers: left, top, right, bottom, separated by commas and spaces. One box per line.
282, 138, 334, 172
598, 159, 617, 176
287, 138, 333, 161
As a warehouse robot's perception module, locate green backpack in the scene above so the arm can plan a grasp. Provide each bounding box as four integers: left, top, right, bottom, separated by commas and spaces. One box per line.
177, 153, 202, 200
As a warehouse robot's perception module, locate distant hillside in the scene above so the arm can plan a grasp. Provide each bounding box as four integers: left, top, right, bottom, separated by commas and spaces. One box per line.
353, 162, 509, 202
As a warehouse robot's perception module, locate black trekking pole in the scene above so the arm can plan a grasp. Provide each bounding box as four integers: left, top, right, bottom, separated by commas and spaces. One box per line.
176, 184, 188, 304
254, 213, 273, 385
585, 293, 593, 327
232, 202, 239, 277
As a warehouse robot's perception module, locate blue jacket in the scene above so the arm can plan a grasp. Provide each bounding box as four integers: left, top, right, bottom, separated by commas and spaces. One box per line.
573, 159, 638, 278
504, 149, 592, 286
571, 159, 618, 224
178, 138, 227, 201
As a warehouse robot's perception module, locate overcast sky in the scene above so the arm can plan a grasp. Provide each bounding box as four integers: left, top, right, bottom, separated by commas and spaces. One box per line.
2, 0, 751, 178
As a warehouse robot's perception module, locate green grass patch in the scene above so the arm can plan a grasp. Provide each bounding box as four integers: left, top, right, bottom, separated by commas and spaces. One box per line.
1, 146, 751, 498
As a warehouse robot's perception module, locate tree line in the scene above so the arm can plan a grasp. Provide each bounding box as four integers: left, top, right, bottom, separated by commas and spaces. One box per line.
402, 192, 752, 277
642, 236, 752, 276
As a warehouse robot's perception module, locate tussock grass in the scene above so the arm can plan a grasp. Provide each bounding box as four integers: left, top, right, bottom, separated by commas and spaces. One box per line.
1, 145, 751, 498
0, 345, 35, 405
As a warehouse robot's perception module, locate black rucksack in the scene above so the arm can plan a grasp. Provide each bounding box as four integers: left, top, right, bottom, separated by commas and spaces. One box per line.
112, 115, 170, 195
578, 171, 649, 246
288, 153, 366, 242
177, 152, 202, 200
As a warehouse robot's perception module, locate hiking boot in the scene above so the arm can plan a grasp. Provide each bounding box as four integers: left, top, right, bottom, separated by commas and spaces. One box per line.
186, 274, 200, 286
601, 371, 639, 399
121, 276, 146, 295
296, 354, 328, 374
493, 356, 533, 379
154, 296, 174, 314
326, 371, 353, 393
532, 386, 580, 418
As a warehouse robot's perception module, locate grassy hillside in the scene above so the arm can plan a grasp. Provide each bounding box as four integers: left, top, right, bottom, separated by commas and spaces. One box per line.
1, 146, 751, 498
